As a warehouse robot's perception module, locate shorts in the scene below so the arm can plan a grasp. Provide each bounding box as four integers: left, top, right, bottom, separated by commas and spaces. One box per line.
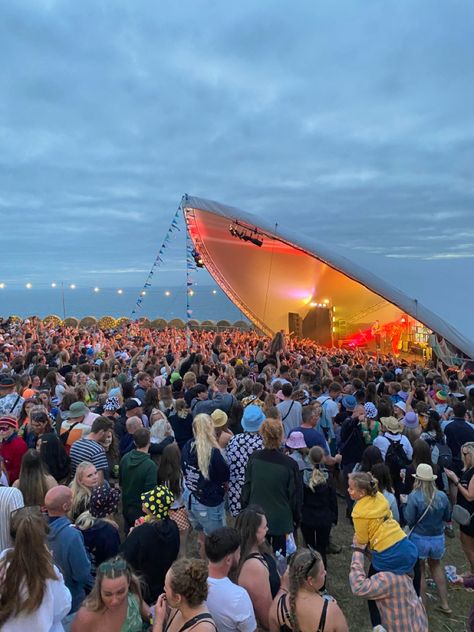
409, 532, 445, 560
183, 489, 226, 535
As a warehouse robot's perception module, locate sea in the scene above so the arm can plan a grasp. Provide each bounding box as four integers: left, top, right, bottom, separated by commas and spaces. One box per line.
0, 286, 248, 324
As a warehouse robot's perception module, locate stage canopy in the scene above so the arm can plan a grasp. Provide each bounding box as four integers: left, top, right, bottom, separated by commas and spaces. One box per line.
182, 195, 474, 359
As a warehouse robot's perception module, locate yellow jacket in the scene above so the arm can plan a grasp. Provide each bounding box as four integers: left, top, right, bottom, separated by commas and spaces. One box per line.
352, 492, 405, 552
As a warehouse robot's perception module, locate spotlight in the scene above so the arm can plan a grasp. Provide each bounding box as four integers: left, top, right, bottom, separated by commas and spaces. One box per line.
51, 282, 57, 288
25, 283, 32, 289
192, 249, 204, 268
229, 224, 263, 247
94, 287, 100, 293
165, 290, 171, 297
69, 284, 76, 289
117, 289, 123, 294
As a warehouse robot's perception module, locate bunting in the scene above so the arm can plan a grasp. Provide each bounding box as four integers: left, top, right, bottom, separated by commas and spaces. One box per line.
130, 206, 181, 317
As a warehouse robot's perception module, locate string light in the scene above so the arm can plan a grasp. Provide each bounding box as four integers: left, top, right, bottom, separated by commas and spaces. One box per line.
164, 290, 171, 297
0, 283, 5, 289
117, 289, 123, 295
188, 289, 194, 296
140, 291, 146, 296
51, 282, 57, 288
212, 289, 217, 294
94, 287, 100, 293
25, 283, 32, 289
69, 284, 76, 289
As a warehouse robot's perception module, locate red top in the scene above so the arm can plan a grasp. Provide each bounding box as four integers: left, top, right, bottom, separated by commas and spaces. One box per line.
0, 434, 28, 483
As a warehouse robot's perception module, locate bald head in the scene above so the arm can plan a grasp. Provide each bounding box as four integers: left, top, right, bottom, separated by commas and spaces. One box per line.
126, 415, 143, 434
44, 485, 73, 516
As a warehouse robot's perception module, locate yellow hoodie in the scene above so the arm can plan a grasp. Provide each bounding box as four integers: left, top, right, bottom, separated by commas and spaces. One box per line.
352, 492, 405, 552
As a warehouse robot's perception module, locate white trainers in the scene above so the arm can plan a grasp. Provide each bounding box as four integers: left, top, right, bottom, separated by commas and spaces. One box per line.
372, 626, 388, 632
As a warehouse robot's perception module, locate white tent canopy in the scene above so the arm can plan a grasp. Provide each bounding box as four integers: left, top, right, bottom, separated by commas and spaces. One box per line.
182, 195, 474, 359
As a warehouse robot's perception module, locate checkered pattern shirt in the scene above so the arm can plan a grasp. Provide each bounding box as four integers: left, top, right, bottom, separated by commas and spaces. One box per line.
349, 551, 428, 632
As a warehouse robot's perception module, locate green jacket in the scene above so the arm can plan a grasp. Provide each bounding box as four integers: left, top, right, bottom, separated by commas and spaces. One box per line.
119, 449, 157, 524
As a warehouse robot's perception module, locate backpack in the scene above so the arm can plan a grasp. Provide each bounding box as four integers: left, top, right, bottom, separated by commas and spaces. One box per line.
385, 437, 411, 473
435, 443, 453, 469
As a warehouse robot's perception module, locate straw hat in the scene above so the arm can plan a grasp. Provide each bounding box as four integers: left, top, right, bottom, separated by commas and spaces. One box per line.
380, 416, 402, 433
412, 463, 437, 482
211, 409, 228, 428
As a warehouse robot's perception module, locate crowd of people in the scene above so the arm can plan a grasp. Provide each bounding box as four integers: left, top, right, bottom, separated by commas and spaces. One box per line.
0, 316, 473, 632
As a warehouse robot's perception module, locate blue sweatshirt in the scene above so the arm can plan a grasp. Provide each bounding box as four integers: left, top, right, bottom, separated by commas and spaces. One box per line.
47, 516, 92, 613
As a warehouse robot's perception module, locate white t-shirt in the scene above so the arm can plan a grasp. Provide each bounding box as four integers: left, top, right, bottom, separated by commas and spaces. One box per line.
206, 577, 256, 632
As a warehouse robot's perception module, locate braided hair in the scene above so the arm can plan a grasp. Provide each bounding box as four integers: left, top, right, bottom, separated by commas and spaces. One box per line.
287, 548, 323, 632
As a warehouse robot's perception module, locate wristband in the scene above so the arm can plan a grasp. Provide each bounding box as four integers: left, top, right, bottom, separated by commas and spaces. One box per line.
351, 545, 366, 554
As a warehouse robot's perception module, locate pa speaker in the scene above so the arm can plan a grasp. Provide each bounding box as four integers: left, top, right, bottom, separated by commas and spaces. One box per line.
302, 308, 331, 345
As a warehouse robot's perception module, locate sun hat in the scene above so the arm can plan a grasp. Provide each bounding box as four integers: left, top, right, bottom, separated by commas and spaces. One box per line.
285, 431, 307, 450
90, 485, 121, 518
211, 408, 228, 428
341, 395, 357, 411
68, 401, 90, 419
380, 416, 402, 433
394, 368, 403, 376
241, 404, 266, 432
140, 485, 174, 520
402, 411, 419, 429
393, 400, 407, 413
0, 415, 18, 430
364, 402, 378, 419
104, 396, 121, 412
412, 463, 437, 482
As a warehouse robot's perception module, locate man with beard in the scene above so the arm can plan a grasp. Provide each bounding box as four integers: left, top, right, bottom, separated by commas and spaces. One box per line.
205, 527, 257, 632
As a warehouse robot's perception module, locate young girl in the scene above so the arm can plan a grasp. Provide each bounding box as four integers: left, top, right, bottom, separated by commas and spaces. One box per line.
349, 471, 419, 630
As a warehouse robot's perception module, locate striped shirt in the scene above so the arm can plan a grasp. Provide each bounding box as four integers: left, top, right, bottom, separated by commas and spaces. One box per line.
0, 487, 24, 551
349, 551, 428, 631
69, 438, 109, 476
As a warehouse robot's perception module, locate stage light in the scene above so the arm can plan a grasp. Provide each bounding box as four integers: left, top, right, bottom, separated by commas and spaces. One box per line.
69, 284, 76, 289
164, 291, 171, 297
117, 289, 123, 294
400, 317, 406, 324
188, 290, 194, 296
94, 287, 100, 293
0, 283, 5, 289
192, 249, 204, 268
25, 283, 32, 289
51, 282, 57, 288
323, 299, 329, 304
141, 291, 146, 296
309, 302, 318, 307
228, 224, 263, 247
212, 289, 217, 295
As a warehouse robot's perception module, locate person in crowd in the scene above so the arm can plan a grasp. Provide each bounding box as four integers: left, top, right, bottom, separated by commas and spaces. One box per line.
61, 401, 98, 450
234, 505, 280, 629
134, 371, 152, 403
444, 404, 474, 500
360, 402, 380, 445
211, 408, 234, 450
205, 527, 257, 632
339, 404, 367, 512
269, 547, 349, 632
45, 485, 92, 616
181, 413, 230, 553
0, 415, 28, 484
75, 484, 121, 571
301, 446, 338, 567
157, 442, 190, 556
402, 463, 451, 614
373, 416, 413, 498
97, 427, 120, 480
70, 460, 99, 521
122, 485, 180, 604
0, 505, 71, 630
226, 404, 265, 517
317, 381, 342, 451
13, 448, 57, 506
69, 415, 112, 482
168, 398, 194, 449
445, 441, 474, 576
370, 463, 399, 522
241, 418, 302, 555
38, 431, 71, 482
120, 427, 158, 532
0, 375, 24, 418
277, 383, 303, 436
120, 415, 144, 457
401, 411, 422, 446
153, 558, 216, 632
0, 486, 24, 552
349, 540, 428, 631
24, 409, 54, 449
71, 556, 150, 631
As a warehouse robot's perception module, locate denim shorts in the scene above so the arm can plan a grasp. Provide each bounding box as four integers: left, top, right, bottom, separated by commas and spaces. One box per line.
409, 532, 445, 560
183, 488, 226, 535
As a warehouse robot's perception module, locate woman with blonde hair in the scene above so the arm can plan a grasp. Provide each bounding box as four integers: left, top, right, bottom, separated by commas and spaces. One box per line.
403, 464, 451, 614
69, 461, 99, 521
0, 506, 71, 630
181, 414, 229, 553
445, 441, 474, 576
241, 418, 303, 555
72, 556, 149, 631
269, 547, 348, 632
13, 449, 57, 507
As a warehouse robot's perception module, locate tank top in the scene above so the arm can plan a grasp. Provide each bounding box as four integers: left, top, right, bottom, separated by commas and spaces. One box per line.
244, 552, 280, 598
164, 610, 217, 632
276, 592, 328, 632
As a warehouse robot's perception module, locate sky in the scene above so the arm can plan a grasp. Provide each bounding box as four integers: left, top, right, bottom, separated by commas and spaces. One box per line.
0, 1, 473, 336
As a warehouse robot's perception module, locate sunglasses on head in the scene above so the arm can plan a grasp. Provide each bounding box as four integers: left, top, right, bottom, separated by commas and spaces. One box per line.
98, 557, 127, 574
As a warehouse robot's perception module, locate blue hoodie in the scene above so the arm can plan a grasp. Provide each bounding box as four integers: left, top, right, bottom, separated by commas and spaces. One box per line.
47, 516, 92, 613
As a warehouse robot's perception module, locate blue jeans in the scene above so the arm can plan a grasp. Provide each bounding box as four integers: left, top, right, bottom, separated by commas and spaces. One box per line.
183, 489, 226, 535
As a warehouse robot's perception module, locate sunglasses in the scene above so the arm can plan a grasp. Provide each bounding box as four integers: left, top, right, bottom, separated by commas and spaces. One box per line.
98, 557, 127, 574
288, 545, 321, 578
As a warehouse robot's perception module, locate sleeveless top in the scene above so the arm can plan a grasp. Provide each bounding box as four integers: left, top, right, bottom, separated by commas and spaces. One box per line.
277, 592, 328, 632
121, 593, 144, 632
244, 552, 280, 598
164, 610, 217, 632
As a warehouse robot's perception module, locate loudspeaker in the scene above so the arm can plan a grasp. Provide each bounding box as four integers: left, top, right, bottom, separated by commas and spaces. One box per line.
288, 312, 303, 338
302, 307, 332, 345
